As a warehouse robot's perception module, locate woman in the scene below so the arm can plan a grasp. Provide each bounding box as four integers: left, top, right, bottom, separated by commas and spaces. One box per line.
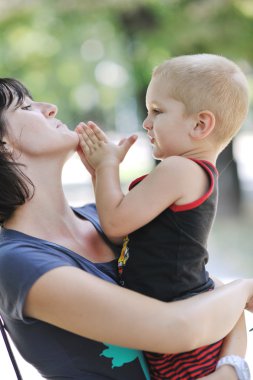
0, 78, 252, 380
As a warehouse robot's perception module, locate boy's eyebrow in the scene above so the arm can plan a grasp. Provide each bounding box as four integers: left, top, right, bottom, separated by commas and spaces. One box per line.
146, 99, 162, 108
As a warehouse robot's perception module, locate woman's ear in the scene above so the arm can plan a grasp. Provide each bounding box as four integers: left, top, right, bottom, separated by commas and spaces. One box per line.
0, 139, 14, 155
190, 111, 215, 140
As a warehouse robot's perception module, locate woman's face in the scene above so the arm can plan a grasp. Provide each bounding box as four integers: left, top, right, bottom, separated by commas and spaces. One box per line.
4, 96, 79, 159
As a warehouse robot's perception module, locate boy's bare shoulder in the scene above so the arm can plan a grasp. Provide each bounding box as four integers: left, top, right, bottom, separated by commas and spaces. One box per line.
156, 156, 209, 193
157, 156, 201, 174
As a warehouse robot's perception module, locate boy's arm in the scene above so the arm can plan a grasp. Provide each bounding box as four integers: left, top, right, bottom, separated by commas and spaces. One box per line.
77, 122, 208, 238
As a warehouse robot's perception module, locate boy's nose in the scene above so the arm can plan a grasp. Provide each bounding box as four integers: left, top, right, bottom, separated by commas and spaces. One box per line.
143, 117, 153, 131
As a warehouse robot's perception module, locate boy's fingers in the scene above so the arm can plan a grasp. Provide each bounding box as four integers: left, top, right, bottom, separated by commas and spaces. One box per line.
87, 121, 108, 143
94, 128, 108, 143
79, 139, 90, 155
119, 135, 138, 157
118, 135, 138, 147
77, 125, 99, 151
75, 122, 88, 134
118, 138, 126, 146
82, 125, 98, 145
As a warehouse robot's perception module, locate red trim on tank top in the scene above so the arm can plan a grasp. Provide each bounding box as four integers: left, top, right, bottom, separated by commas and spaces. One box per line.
128, 175, 148, 190
128, 158, 218, 212
170, 159, 218, 212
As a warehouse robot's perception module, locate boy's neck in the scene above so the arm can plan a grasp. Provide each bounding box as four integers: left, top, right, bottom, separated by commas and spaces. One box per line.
180, 145, 218, 166
182, 152, 218, 165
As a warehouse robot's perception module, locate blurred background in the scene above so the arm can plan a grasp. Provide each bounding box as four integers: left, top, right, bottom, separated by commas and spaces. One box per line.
0, 0, 253, 378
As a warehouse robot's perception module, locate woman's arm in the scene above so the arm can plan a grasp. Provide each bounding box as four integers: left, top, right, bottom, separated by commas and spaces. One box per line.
199, 313, 246, 380
199, 276, 248, 380
24, 266, 253, 354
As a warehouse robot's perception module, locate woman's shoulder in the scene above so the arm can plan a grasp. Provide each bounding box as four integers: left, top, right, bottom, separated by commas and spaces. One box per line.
0, 226, 77, 267
73, 203, 101, 228
0, 224, 116, 278
0, 224, 118, 320
0, 219, 119, 301
0, 228, 73, 298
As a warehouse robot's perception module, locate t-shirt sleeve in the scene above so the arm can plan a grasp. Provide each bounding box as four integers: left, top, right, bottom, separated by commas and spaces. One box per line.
0, 241, 76, 323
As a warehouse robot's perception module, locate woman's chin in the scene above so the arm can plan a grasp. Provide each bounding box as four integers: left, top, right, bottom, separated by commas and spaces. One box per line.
67, 130, 80, 148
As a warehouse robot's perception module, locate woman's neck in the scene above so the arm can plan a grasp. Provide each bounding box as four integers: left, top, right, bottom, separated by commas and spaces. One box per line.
5, 182, 75, 235
4, 178, 116, 263
4, 155, 78, 235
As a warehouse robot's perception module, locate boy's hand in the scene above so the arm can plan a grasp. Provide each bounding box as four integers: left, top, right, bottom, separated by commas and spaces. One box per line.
75, 123, 96, 179
76, 121, 138, 169
76, 145, 96, 177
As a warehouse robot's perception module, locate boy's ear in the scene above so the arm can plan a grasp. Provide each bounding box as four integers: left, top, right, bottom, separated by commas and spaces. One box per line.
190, 111, 215, 140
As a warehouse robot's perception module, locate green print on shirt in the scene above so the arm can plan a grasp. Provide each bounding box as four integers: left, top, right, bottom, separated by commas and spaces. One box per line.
100, 344, 150, 380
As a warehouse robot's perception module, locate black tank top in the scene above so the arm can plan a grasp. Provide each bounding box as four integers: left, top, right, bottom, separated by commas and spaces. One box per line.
118, 159, 218, 301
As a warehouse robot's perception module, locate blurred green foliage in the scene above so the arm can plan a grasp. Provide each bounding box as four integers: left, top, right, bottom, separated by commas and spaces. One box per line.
1, 0, 253, 129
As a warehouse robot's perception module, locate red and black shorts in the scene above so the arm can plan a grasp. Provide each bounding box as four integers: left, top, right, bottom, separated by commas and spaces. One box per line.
145, 339, 223, 380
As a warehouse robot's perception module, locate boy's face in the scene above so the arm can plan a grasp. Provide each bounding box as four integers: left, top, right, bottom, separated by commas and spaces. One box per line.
143, 76, 195, 160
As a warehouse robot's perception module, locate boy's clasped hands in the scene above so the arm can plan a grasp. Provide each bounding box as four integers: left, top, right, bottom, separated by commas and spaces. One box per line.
76, 121, 137, 170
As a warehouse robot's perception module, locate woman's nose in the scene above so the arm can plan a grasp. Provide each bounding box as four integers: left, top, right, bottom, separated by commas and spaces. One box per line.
43, 103, 58, 118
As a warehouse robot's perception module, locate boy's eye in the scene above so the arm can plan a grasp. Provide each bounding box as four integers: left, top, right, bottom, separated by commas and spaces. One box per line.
146, 107, 162, 115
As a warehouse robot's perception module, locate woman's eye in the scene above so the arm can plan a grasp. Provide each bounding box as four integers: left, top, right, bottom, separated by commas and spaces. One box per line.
21, 105, 32, 111
153, 108, 161, 114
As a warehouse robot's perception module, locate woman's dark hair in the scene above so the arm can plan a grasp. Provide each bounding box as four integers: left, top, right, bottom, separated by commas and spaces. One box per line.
0, 78, 34, 225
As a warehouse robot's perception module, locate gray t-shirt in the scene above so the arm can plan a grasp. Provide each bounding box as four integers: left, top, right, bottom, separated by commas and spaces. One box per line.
0, 204, 150, 380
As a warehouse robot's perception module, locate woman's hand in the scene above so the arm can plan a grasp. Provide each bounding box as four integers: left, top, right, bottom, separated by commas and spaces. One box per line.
246, 293, 253, 313
241, 278, 253, 313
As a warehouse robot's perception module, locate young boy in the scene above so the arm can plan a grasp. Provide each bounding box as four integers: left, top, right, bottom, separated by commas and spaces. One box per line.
76, 54, 249, 379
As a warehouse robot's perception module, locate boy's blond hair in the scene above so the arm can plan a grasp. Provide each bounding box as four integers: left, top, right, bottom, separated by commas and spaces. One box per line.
153, 54, 249, 150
